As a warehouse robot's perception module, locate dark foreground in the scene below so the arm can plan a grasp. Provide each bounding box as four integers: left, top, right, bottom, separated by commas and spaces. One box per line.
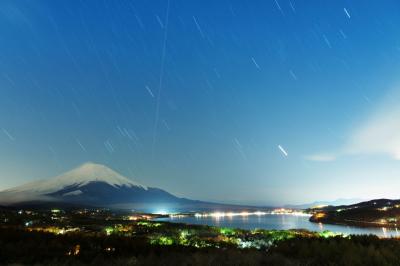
2, 227, 400, 266
1, 208, 400, 265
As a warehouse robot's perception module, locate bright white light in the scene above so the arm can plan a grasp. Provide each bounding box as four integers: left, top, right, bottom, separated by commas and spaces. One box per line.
192, 210, 309, 219
153, 209, 169, 215
278, 145, 288, 157
344, 8, 351, 19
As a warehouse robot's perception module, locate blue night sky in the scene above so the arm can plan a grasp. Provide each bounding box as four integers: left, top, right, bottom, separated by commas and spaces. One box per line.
1, 0, 400, 205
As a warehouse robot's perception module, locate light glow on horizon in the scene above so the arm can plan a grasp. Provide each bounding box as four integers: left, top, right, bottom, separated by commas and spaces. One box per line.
190, 209, 310, 219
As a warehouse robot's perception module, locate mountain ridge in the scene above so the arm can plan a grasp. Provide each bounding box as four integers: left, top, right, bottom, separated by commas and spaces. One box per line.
0, 163, 188, 210
309, 198, 400, 228
0, 162, 273, 212
3, 162, 146, 194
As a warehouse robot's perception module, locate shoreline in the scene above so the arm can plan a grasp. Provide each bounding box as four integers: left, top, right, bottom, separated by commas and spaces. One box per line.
309, 218, 400, 230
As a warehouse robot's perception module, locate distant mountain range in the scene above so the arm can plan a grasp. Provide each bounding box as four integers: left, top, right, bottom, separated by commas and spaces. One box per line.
0, 162, 270, 212
285, 198, 365, 209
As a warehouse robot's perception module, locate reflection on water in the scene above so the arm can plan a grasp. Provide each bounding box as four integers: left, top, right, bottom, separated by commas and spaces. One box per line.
158, 214, 400, 238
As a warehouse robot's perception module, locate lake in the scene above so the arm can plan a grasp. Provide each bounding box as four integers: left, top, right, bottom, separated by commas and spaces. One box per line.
158, 214, 400, 237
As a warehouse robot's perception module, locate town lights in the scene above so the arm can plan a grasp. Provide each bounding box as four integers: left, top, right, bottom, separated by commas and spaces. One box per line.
193, 210, 309, 219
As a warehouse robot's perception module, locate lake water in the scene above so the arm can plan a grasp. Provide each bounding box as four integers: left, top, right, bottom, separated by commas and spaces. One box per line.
158, 214, 400, 237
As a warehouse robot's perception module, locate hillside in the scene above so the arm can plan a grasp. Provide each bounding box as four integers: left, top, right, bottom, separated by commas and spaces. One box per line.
310, 199, 400, 228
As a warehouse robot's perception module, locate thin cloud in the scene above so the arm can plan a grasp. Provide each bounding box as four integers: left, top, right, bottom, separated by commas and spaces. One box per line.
305, 154, 336, 162
306, 89, 400, 161
345, 91, 400, 160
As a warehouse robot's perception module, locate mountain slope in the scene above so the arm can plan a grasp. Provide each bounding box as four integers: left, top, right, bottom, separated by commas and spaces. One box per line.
0, 162, 274, 212
309, 199, 400, 228
4, 162, 146, 194
0, 163, 193, 210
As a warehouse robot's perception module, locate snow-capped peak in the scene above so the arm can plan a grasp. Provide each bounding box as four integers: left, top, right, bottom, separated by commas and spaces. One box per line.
4, 162, 146, 194
55, 162, 144, 188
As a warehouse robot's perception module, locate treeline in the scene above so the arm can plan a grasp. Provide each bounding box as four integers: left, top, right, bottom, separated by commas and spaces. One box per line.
1, 228, 400, 265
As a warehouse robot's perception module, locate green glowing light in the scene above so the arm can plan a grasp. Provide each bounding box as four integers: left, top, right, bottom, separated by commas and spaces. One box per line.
179, 230, 190, 245
105, 227, 114, 235
220, 227, 235, 235
150, 236, 174, 245
319, 230, 339, 238
137, 221, 162, 228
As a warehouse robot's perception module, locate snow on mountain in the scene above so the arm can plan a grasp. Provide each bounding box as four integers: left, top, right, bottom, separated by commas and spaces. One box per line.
0, 163, 267, 212
3, 162, 146, 195
0, 162, 208, 211
62, 190, 83, 197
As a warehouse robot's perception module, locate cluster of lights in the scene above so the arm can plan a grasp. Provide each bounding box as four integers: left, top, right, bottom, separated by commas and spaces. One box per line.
314, 212, 326, 219
270, 208, 310, 216
67, 245, 80, 256
194, 211, 264, 218
27, 226, 79, 235
193, 209, 310, 219
169, 214, 187, 218
126, 215, 152, 221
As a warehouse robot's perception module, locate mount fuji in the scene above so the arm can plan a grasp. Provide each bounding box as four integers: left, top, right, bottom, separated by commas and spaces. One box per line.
0, 162, 209, 211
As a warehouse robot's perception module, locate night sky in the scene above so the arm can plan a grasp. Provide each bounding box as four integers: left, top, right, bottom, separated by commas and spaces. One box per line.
1, 0, 400, 205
